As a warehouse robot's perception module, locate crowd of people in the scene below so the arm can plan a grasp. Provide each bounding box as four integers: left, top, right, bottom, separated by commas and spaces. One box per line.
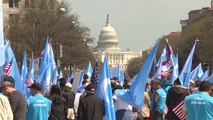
0, 74, 213, 120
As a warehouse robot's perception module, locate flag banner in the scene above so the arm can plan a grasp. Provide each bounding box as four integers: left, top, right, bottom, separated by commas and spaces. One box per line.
85, 61, 93, 80
200, 68, 210, 81
0, 0, 5, 67
20, 52, 28, 97
117, 40, 160, 109
71, 70, 82, 93
111, 64, 120, 79
207, 74, 213, 83
172, 101, 187, 120
4, 58, 13, 76
190, 63, 203, 80
153, 39, 175, 80
4, 40, 23, 93
96, 56, 116, 120
171, 54, 179, 84
49, 43, 58, 85
67, 72, 74, 83
58, 69, 63, 79
37, 37, 50, 83
161, 39, 175, 71
179, 41, 197, 88
91, 62, 99, 87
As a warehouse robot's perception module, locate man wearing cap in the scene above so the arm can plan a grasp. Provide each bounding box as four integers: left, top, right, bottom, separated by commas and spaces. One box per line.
26, 83, 52, 120
63, 83, 75, 120
1, 76, 27, 120
77, 83, 105, 120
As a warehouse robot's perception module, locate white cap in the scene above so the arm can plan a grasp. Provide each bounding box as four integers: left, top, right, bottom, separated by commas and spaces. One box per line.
190, 80, 195, 86
65, 83, 72, 89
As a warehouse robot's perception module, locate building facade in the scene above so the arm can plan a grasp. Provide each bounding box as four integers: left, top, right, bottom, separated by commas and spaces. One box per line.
2, 0, 23, 32
93, 15, 142, 70
180, 0, 213, 31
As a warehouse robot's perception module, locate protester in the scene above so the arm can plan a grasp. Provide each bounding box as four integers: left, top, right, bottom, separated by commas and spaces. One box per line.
137, 82, 151, 120
150, 80, 166, 120
77, 84, 105, 120
0, 85, 13, 120
166, 79, 190, 120
1, 76, 27, 120
115, 83, 133, 120
26, 83, 52, 120
59, 78, 67, 91
48, 85, 67, 120
74, 75, 90, 116
62, 83, 75, 120
182, 81, 213, 120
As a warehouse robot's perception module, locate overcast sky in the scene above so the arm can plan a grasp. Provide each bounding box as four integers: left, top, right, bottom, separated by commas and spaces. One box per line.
66, 0, 210, 51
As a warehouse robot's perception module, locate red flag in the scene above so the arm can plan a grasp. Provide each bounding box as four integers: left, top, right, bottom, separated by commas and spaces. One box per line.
172, 101, 187, 120
4, 59, 13, 77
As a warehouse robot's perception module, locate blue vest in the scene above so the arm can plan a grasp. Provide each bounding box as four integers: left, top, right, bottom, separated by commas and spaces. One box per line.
155, 88, 167, 112
184, 92, 213, 120
26, 94, 52, 120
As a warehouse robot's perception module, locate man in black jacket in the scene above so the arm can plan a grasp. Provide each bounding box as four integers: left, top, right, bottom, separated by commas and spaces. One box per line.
77, 84, 105, 120
166, 79, 190, 120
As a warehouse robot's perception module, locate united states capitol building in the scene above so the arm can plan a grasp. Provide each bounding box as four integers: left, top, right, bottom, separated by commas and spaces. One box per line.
93, 15, 142, 70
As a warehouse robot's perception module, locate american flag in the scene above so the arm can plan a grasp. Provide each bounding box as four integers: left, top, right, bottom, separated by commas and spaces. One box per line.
4, 58, 13, 77
172, 101, 187, 120
91, 62, 99, 87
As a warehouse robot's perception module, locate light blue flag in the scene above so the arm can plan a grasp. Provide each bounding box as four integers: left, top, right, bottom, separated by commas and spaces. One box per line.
0, 0, 5, 67
25, 58, 34, 98
200, 68, 210, 81
85, 61, 93, 80
58, 69, 63, 79
0, 0, 5, 81
67, 72, 74, 83
76, 70, 86, 93
41, 59, 51, 93
179, 41, 197, 88
171, 54, 179, 84
130, 74, 138, 84
152, 57, 163, 80
20, 52, 28, 95
207, 74, 213, 83
37, 37, 50, 83
190, 63, 203, 80
4, 40, 23, 93
117, 40, 160, 109
119, 70, 124, 86
27, 59, 34, 83
96, 56, 116, 120
111, 64, 120, 79
49, 44, 58, 84
52, 68, 58, 85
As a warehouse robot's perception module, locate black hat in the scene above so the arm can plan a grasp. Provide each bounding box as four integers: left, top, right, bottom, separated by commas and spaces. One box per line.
28, 83, 42, 91
85, 84, 95, 92
3, 76, 15, 86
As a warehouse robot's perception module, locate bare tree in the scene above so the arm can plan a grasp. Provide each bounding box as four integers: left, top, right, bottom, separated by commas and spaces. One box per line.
5, 0, 95, 69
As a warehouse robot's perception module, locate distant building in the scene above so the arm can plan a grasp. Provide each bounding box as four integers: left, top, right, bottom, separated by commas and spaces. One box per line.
180, 0, 213, 31
2, 0, 23, 31
93, 15, 142, 70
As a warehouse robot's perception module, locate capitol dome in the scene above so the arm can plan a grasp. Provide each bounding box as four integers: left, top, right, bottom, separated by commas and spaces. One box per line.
96, 15, 120, 52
